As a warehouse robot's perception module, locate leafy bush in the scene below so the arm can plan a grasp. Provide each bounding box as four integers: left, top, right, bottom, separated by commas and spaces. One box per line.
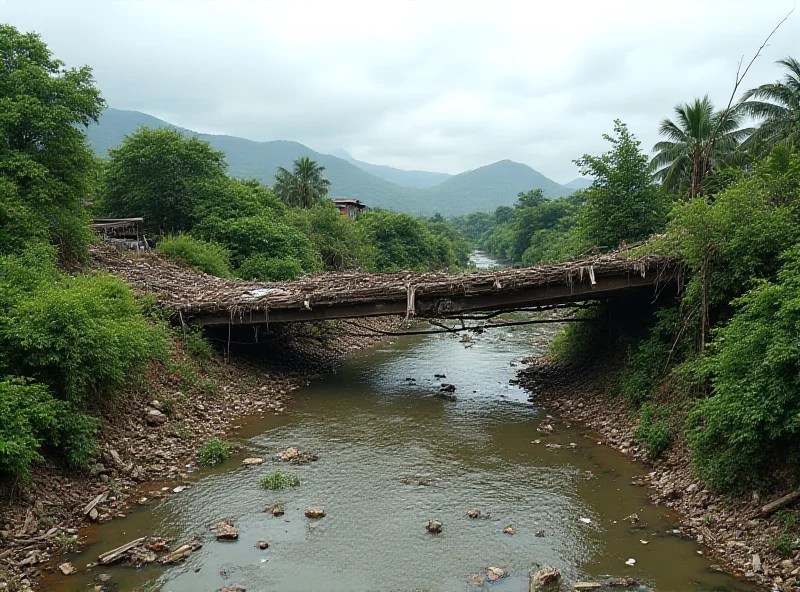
1, 271, 169, 405
635, 403, 671, 459
197, 438, 231, 466
238, 254, 303, 281
207, 214, 319, 273
260, 469, 300, 490
687, 246, 800, 491
620, 307, 685, 405
0, 379, 99, 482
181, 327, 214, 361
156, 234, 232, 277
354, 211, 440, 272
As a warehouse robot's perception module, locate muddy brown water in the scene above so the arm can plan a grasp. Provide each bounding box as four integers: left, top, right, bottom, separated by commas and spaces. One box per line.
46, 255, 756, 592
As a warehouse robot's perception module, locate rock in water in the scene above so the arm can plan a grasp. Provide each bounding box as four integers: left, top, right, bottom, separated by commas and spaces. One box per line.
241, 458, 264, 467
426, 520, 442, 534
214, 519, 239, 541
485, 567, 506, 581
503, 525, 515, 535
532, 566, 561, 588
256, 540, 269, 549
58, 562, 76, 575
467, 509, 481, 519
281, 447, 300, 461
305, 507, 325, 518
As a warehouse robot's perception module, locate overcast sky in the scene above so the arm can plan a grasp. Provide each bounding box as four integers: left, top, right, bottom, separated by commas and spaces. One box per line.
2, 0, 798, 183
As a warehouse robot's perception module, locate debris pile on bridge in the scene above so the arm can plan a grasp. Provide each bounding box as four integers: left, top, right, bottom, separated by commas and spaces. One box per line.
92, 245, 676, 325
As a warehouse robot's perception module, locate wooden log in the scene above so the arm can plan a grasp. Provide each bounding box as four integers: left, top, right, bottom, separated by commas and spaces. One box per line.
98, 536, 146, 564
760, 491, 800, 516
83, 490, 109, 516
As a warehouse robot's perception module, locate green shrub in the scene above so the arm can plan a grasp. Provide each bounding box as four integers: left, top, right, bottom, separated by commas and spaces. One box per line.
260, 469, 300, 490
0, 378, 99, 482
773, 534, 796, 558
156, 234, 232, 277
687, 246, 800, 491
197, 438, 231, 466
635, 403, 671, 459
182, 327, 214, 360
1, 271, 169, 405
238, 254, 303, 281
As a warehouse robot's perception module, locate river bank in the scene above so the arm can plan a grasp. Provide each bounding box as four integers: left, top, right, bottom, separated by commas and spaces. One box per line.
518, 356, 798, 591
0, 317, 399, 590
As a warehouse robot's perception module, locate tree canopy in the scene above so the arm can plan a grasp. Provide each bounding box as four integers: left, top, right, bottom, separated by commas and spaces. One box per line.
740, 57, 800, 156
102, 127, 229, 234
650, 96, 748, 198
274, 156, 331, 208
576, 120, 669, 249
0, 24, 105, 262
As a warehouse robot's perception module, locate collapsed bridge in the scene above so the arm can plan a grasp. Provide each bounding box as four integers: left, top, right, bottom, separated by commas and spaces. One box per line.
94, 246, 680, 327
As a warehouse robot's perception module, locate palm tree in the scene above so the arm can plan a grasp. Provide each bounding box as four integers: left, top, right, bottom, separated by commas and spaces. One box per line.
739, 57, 800, 155
651, 96, 749, 198
274, 157, 331, 208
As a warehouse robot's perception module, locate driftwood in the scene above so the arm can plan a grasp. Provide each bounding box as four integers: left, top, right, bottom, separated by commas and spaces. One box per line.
98, 537, 146, 564
760, 491, 800, 516
83, 490, 109, 517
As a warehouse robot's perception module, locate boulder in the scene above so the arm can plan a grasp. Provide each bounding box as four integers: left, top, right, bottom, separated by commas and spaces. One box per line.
305, 507, 325, 518
214, 519, 239, 541
426, 520, 442, 534
486, 567, 506, 582
467, 509, 481, 519
146, 409, 167, 426
533, 566, 561, 588
241, 458, 264, 467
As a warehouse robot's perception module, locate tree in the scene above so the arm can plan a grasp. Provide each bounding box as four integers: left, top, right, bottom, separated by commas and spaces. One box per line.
274, 157, 331, 208
0, 24, 105, 262
651, 96, 749, 198
740, 57, 800, 155
576, 120, 669, 250
101, 127, 228, 235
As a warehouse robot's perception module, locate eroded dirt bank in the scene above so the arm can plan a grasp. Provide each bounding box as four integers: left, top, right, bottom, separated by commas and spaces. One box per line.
519, 357, 798, 591
0, 317, 399, 590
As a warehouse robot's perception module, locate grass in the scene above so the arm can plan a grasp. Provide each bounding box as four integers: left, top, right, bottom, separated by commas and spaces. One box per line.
197, 438, 231, 466
260, 469, 300, 490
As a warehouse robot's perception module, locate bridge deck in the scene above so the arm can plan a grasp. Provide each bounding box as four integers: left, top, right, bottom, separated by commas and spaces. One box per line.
93, 247, 678, 326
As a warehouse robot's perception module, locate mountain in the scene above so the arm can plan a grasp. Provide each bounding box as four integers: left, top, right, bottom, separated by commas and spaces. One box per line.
331, 149, 451, 189
564, 177, 593, 190
85, 108, 573, 216
428, 160, 571, 211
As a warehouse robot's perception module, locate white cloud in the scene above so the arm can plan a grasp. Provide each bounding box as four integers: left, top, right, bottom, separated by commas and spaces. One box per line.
2, 0, 797, 182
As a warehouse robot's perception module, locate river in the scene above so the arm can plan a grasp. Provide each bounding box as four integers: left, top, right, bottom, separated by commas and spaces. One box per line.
47, 253, 755, 592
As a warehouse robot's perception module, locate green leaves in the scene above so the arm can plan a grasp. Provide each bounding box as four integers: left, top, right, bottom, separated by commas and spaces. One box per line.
156, 234, 232, 278
576, 120, 669, 251
0, 24, 104, 262
273, 156, 331, 208
687, 246, 800, 491
102, 127, 228, 235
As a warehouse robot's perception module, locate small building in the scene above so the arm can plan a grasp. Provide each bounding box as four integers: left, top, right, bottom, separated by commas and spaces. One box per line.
92, 218, 149, 252
332, 198, 366, 218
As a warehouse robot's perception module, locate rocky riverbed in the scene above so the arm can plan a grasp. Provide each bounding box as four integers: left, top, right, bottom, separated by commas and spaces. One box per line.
0, 317, 400, 590
519, 356, 798, 591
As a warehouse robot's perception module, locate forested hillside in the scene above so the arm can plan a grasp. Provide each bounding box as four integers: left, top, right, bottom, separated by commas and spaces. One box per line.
86, 108, 573, 216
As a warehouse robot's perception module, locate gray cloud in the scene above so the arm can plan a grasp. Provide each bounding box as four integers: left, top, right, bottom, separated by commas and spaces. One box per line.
2, 0, 797, 182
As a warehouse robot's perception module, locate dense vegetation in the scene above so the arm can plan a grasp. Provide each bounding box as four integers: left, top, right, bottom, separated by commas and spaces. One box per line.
4, 17, 800, 504
453, 121, 669, 265
517, 57, 800, 495
0, 25, 470, 488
